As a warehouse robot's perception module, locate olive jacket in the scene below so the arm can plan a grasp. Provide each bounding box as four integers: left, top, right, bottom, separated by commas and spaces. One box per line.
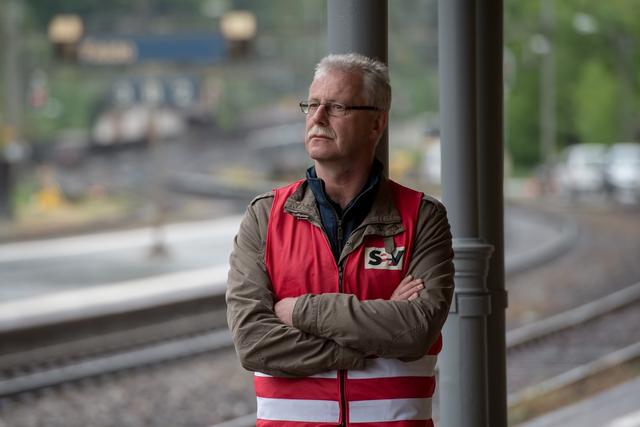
226, 176, 454, 377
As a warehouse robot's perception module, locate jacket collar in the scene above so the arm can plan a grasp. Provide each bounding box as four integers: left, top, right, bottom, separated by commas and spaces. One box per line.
283, 170, 403, 229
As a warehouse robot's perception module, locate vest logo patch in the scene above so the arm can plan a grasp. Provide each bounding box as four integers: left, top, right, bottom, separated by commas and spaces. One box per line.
364, 247, 405, 270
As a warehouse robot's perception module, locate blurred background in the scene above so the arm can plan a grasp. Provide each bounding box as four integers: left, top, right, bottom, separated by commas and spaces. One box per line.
0, 1, 639, 426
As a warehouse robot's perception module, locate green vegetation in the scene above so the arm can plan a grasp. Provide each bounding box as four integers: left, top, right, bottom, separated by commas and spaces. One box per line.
505, 0, 640, 170
572, 59, 618, 143
25, 67, 108, 141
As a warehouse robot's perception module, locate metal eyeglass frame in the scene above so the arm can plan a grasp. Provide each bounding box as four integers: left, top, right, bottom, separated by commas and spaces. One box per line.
299, 101, 382, 117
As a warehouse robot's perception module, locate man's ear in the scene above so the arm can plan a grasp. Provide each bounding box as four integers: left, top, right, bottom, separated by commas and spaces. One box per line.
371, 111, 389, 139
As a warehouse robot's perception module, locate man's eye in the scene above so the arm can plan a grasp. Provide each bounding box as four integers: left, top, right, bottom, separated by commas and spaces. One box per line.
332, 104, 345, 112
309, 103, 320, 109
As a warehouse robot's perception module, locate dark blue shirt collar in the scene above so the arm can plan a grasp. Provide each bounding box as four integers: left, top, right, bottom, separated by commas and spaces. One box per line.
306, 159, 383, 218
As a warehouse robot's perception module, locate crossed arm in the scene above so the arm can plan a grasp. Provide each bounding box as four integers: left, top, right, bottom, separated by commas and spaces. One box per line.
275, 274, 424, 325
226, 196, 454, 376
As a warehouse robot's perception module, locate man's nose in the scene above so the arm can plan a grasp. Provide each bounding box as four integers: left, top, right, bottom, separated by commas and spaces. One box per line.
310, 104, 330, 125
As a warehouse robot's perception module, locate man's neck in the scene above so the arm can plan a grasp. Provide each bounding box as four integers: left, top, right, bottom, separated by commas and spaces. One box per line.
314, 161, 373, 209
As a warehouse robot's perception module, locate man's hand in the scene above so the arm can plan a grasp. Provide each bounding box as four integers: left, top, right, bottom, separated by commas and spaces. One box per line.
275, 297, 298, 326
390, 275, 424, 301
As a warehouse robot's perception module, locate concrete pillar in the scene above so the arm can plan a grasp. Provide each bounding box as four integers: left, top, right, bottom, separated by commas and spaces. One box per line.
327, 0, 388, 175
476, 1, 507, 426
439, 0, 494, 426
442, 240, 493, 426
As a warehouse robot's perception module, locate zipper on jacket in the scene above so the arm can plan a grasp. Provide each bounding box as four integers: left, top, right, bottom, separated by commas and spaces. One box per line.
314, 208, 347, 424
338, 262, 347, 425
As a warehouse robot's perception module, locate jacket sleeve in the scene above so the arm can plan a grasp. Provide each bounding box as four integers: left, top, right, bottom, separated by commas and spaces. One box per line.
226, 194, 365, 377
292, 197, 454, 360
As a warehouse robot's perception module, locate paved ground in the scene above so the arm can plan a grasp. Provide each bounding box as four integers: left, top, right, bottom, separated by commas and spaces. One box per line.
0, 216, 240, 301
517, 377, 640, 427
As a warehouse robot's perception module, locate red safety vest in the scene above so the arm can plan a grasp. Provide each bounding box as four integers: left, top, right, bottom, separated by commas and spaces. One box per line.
259, 179, 441, 427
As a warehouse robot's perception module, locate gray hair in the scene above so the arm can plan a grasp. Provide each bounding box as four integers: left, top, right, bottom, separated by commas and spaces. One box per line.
313, 53, 391, 111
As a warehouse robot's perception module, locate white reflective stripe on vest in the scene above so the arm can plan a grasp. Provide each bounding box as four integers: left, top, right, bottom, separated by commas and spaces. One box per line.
349, 398, 433, 423
254, 370, 338, 379
347, 355, 437, 379
256, 397, 340, 422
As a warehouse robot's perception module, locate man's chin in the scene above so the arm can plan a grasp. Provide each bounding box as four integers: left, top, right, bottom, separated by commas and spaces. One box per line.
307, 149, 335, 162
306, 141, 334, 160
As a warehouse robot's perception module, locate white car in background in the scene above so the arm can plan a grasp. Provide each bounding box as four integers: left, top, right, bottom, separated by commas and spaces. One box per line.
553, 143, 608, 198
605, 142, 640, 204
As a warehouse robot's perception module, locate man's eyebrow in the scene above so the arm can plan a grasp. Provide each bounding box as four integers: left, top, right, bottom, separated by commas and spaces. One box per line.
307, 98, 341, 103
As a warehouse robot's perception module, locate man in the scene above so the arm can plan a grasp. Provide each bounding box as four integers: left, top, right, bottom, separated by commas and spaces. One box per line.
227, 53, 454, 427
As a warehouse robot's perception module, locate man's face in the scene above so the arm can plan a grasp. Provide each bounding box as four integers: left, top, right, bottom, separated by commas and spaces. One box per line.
304, 70, 387, 166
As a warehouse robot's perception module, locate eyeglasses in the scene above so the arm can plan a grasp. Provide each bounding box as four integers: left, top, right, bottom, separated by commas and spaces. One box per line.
299, 101, 382, 117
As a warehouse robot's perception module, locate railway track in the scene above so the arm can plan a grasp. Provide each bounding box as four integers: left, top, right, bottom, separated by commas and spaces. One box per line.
2, 279, 639, 410
507, 280, 640, 393
0, 279, 232, 400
